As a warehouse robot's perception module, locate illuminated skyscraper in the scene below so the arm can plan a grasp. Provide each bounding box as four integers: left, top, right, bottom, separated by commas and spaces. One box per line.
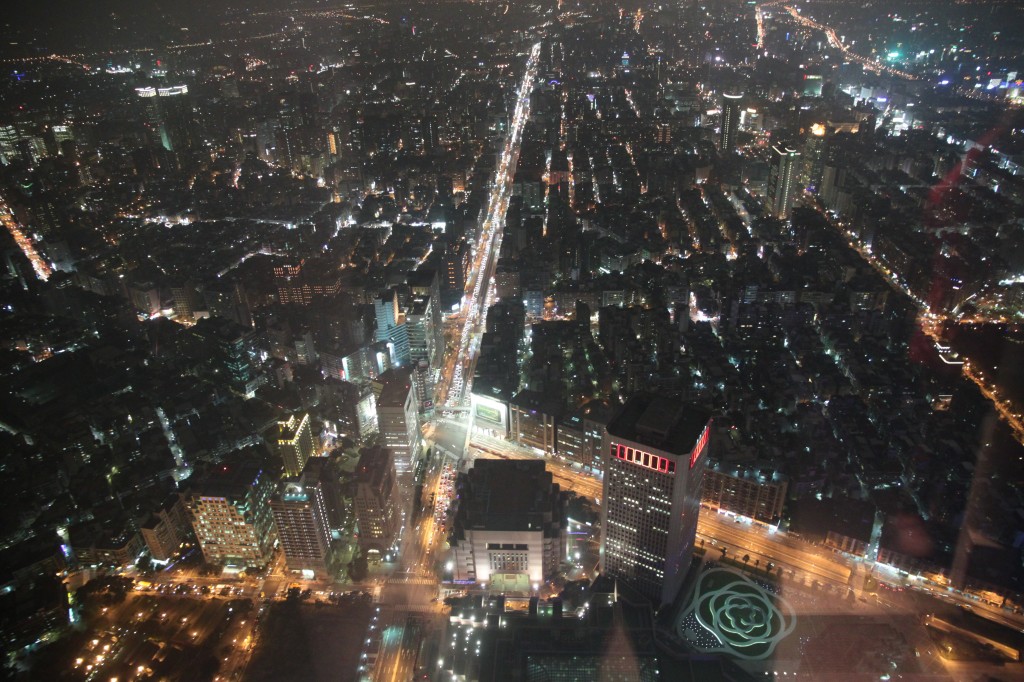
600, 395, 712, 606
277, 413, 315, 477
767, 144, 801, 219
802, 123, 827, 193
719, 92, 743, 154
135, 85, 193, 152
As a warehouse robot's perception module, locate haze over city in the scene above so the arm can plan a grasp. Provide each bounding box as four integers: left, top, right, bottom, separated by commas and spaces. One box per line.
1, 0, 1023, 680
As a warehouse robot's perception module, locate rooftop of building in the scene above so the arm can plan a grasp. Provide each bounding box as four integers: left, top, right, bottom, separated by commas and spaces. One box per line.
458, 460, 561, 533
446, 584, 753, 682
511, 389, 563, 417
190, 458, 267, 501
277, 412, 309, 440
376, 368, 413, 407
190, 315, 251, 343
606, 394, 711, 457
354, 446, 394, 489
561, 400, 615, 428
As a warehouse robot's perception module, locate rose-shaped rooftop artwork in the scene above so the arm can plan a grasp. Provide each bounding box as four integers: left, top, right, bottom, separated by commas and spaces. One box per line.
681, 567, 797, 660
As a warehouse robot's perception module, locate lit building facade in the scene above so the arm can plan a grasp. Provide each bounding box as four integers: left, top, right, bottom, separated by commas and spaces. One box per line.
449, 460, 567, 587
375, 289, 411, 367
135, 84, 193, 152
600, 395, 712, 606
186, 460, 278, 568
273, 259, 342, 305
701, 465, 787, 525
277, 413, 315, 477
719, 92, 743, 154
271, 474, 335, 577
767, 144, 801, 219
510, 390, 561, 455
140, 495, 191, 562
375, 371, 421, 475
556, 401, 612, 472
353, 446, 398, 554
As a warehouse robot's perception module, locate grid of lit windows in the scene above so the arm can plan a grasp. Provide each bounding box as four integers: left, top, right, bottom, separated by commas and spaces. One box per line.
604, 446, 676, 594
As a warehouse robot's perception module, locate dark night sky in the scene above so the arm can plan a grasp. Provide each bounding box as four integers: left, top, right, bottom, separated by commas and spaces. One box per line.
5, 0, 300, 55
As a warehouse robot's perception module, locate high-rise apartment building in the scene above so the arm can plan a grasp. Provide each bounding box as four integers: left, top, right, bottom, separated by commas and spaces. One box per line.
185, 459, 278, 568
600, 395, 712, 606
719, 92, 743, 154
353, 446, 398, 555
277, 413, 315, 477
767, 144, 801, 219
271, 471, 335, 577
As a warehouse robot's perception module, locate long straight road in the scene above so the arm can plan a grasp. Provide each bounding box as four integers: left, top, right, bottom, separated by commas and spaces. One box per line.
441, 41, 542, 410
0, 192, 51, 281
374, 43, 542, 682
697, 512, 853, 585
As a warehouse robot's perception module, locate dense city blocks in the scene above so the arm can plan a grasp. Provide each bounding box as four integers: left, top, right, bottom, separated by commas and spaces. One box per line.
1, 0, 1024, 680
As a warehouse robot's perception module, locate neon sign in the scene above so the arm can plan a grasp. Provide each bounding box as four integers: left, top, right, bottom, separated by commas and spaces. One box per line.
611, 443, 676, 475
690, 422, 711, 469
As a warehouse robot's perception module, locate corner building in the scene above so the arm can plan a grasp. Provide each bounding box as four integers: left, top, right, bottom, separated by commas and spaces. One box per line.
186, 460, 277, 569
600, 395, 711, 606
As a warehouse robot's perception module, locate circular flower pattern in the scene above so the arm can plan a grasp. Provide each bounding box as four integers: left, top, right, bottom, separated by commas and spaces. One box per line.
681, 568, 796, 660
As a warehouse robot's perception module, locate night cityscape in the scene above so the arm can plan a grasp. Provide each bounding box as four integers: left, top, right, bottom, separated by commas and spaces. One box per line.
1, 0, 1024, 679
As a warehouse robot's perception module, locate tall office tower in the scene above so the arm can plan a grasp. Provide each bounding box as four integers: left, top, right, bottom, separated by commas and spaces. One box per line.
408, 268, 444, 365
767, 144, 802, 219
271, 471, 335, 577
188, 317, 260, 396
411, 359, 434, 416
135, 85, 194, 152
203, 278, 253, 328
353, 446, 398, 555
375, 289, 411, 367
719, 92, 743, 154
0, 124, 19, 165
50, 124, 75, 151
801, 123, 827, 193
277, 413, 315, 477
405, 296, 438, 367
375, 370, 421, 476
185, 458, 278, 568
299, 457, 346, 532
600, 394, 712, 606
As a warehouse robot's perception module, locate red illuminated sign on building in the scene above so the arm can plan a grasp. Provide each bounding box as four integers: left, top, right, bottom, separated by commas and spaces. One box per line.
611, 443, 676, 475
689, 422, 711, 469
